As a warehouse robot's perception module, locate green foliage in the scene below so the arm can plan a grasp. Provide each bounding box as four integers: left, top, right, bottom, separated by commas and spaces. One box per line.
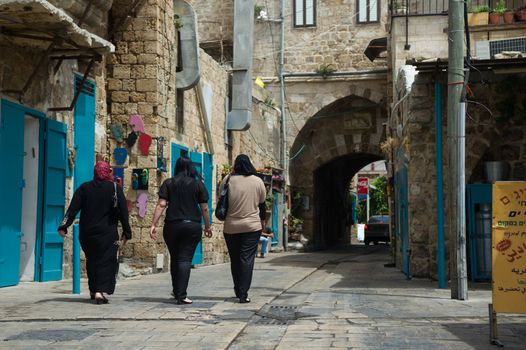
314, 64, 337, 78
263, 96, 276, 107
254, 4, 264, 18
371, 176, 388, 215
469, 5, 490, 13
493, 0, 508, 14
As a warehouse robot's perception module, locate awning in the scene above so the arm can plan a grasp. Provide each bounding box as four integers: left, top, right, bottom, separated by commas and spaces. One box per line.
364, 37, 387, 62
0, 0, 114, 53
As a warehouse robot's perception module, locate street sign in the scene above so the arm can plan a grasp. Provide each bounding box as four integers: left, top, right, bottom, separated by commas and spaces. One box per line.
357, 177, 368, 195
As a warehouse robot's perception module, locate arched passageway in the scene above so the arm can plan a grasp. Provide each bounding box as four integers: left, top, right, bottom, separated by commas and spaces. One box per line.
314, 153, 383, 248
288, 94, 387, 249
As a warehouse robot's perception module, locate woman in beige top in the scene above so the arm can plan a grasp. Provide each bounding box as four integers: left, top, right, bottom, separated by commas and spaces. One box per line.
221, 154, 266, 303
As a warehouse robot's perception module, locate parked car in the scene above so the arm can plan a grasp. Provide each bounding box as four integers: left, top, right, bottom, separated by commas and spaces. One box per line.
364, 215, 389, 245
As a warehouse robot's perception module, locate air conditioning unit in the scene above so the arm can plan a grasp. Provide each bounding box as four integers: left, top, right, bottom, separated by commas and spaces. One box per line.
475, 37, 526, 59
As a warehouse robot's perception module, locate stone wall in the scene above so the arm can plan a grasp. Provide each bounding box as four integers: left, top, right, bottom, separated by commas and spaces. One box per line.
392, 66, 526, 279
253, 0, 389, 77
187, 0, 234, 46
106, 0, 281, 271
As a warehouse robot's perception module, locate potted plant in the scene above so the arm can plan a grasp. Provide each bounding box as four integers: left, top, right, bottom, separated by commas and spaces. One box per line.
516, 6, 526, 21
490, 0, 505, 25
468, 5, 490, 26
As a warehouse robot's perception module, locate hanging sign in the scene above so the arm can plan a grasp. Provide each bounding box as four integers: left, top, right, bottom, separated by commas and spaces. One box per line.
492, 181, 526, 314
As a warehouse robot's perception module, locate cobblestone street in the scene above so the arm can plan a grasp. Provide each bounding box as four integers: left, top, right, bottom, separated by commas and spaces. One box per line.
1, 245, 525, 349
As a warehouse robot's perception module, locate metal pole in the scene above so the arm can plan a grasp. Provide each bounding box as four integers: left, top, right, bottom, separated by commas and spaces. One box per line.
72, 225, 81, 294
435, 82, 446, 289
279, 0, 288, 251
366, 190, 370, 223
447, 0, 468, 300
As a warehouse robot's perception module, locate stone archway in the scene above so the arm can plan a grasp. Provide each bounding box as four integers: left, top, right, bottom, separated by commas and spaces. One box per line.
289, 94, 388, 247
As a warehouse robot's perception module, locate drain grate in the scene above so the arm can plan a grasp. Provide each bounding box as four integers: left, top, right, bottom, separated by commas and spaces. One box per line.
6, 329, 95, 342
253, 315, 289, 325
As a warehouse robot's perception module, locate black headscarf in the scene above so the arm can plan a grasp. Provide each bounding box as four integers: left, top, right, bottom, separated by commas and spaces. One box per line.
233, 154, 257, 176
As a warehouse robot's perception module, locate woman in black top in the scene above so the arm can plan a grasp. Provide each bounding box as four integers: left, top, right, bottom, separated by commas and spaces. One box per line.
150, 157, 212, 304
58, 161, 131, 304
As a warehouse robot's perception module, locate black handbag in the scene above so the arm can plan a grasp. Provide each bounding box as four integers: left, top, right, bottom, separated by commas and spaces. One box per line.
215, 175, 231, 221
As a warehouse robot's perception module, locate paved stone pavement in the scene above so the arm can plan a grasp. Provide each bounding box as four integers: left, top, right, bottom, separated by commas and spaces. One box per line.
1, 245, 525, 349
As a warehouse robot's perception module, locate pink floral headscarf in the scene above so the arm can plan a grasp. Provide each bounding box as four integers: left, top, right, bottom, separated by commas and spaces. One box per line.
94, 161, 114, 182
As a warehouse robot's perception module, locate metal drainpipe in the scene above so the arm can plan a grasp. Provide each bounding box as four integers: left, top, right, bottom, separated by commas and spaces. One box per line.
282, 69, 388, 78
279, 0, 288, 251
435, 82, 446, 289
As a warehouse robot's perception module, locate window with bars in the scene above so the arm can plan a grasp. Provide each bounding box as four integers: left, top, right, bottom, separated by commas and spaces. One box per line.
294, 0, 316, 27
357, 0, 379, 24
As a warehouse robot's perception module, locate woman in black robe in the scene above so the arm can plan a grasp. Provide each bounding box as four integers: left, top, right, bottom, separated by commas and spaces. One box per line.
58, 161, 131, 304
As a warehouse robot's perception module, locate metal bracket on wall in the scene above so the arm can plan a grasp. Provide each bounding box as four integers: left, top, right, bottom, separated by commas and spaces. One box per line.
48, 56, 98, 112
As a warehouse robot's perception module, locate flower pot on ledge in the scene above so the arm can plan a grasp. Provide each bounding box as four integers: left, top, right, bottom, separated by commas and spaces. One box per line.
503, 11, 514, 23
516, 9, 526, 21
468, 12, 489, 26
489, 12, 501, 25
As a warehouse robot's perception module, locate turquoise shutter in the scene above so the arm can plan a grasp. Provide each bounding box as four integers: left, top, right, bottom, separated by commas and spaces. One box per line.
40, 119, 67, 281
203, 152, 213, 224
73, 77, 96, 189
189, 151, 203, 265
0, 100, 25, 287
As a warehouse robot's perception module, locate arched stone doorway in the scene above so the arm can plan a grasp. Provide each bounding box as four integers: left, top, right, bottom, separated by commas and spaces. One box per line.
289, 94, 387, 248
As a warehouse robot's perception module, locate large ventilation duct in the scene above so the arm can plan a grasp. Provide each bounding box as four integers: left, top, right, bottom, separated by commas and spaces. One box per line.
228, 0, 254, 131
174, 0, 200, 90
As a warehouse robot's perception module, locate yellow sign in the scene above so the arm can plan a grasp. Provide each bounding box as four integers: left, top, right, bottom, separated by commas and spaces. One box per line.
492, 181, 526, 313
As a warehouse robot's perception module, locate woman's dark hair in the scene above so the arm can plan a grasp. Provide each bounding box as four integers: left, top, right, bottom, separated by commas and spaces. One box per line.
174, 156, 198, 178
233, 154, 257, 176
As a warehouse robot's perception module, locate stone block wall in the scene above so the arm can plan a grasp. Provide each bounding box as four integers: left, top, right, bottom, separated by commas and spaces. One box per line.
106, 0, 281, 271
253, 0, 389, 78
187, 0, 234, 45
107, 0, 176, 272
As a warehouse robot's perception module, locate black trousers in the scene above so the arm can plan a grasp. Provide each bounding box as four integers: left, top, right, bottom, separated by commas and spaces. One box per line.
224, 231, 261, 299
163, 220, 202, 300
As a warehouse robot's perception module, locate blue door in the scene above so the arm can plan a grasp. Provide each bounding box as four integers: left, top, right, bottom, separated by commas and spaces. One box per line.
189, 151, 204, 265
271, 192, 279, 245
0, 100, 25, 287
73, 77, 96, 189
171, 144, 206, 265
39, 119, 67, 281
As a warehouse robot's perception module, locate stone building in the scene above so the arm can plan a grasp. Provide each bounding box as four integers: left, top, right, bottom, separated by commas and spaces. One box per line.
193, 0, 391, 249
388, 1, 526, 279
0, 0, 281, 287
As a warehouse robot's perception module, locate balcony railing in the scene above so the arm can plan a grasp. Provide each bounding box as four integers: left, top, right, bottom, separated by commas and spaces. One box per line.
391, 0, 526, 17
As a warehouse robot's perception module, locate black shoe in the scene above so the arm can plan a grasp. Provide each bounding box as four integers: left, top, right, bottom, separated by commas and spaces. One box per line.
95, 298, 109, 305
90, 292, 95, 300
239, 297, 251, 304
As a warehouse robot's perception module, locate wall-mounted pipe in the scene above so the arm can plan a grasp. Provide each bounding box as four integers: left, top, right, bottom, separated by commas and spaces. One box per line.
435, 82, 446, 289
282, 69, 388, 78
174, 0, 200, 90
228, 0, 255, 131
195, 81, 215, 155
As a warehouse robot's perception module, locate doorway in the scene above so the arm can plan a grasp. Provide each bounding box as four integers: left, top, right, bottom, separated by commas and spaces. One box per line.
20, 116, 40, 281
0, 99, 67, 287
